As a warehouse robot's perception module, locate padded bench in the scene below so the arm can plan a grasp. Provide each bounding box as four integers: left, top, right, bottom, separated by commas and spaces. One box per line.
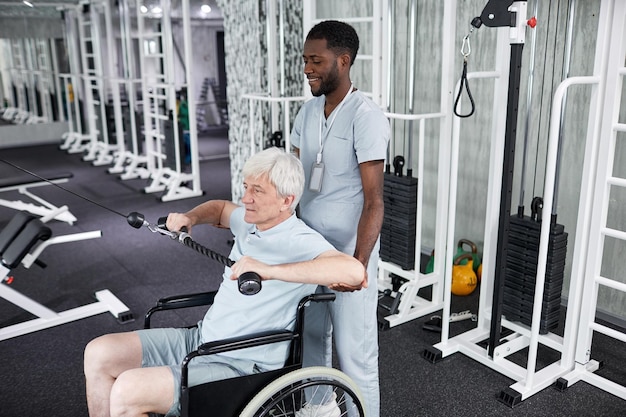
0, 211, 132, 341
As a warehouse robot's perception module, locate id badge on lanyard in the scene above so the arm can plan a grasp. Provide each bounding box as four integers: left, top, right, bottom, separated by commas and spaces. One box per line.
309, 161, 324, 192
309, 83, 353, 192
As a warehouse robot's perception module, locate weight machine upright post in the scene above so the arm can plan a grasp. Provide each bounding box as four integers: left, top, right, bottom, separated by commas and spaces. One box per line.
482, 1, 527, 358
488, 42, 523, 357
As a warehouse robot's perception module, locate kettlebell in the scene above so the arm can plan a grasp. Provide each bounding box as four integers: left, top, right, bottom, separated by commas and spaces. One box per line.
451, 253, 477, 296
454, 239, 480, 274
477, 263, 483, 282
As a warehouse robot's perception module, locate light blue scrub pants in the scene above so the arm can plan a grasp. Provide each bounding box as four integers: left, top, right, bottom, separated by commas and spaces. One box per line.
302, 250, 380, 417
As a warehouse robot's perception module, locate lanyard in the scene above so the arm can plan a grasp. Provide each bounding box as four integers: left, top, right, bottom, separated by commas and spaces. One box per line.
316, 82, 354, 164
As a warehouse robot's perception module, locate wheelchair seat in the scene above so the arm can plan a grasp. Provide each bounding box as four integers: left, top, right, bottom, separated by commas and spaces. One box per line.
145, 291, 365, 417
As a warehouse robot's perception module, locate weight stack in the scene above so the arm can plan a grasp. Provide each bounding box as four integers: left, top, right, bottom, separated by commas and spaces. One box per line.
380, 173, 418, 270
502, 214, 568, 334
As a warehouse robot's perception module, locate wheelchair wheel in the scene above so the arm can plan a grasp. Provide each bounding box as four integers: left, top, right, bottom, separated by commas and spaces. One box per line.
239, 366, 365, 417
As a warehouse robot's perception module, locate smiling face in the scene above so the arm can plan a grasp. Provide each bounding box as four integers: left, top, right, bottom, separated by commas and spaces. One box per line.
303, 38, 344, 97
241, 174, 294, 231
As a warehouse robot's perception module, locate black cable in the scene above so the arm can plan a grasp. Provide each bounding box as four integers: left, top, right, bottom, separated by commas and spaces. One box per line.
0, 158, 128, 219
453, 60, 475, 118
179, 234, 234, 267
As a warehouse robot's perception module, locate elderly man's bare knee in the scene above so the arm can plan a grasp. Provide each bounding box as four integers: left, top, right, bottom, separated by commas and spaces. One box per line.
110, 370, 145, 417
110, 367, 175, 417
85, 333, 143, 378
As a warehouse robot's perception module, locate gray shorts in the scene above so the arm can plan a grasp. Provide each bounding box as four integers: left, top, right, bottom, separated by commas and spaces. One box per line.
136, 326, 258, 416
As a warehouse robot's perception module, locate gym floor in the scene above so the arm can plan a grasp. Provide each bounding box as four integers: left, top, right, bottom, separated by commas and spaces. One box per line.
0, 137, 624, 416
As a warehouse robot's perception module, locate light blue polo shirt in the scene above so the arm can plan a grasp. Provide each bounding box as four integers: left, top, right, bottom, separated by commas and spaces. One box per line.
199, 207, 334, 370
291, 90, 390, 253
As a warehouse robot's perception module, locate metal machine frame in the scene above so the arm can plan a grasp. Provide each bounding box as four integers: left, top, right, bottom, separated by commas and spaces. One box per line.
425, 0, 622, 407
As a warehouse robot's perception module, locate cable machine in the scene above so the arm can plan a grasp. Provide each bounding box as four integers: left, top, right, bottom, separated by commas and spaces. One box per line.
137, 0, 202, 202
424, 0, 617, 406
376, 0, 456, 329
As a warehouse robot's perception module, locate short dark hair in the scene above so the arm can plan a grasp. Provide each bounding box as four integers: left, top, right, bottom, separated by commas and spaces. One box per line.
306, 20, 359, 66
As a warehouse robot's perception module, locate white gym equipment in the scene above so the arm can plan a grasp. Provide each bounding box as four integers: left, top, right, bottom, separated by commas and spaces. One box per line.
75, 0, 114, 166
556, 0, 626, 401
1, 35, 65, 125
136, 0, 203, 202
424, 0, 625, 407
59, 6, 94, 155
0, 173, 77, 225
2, 39, 31, 124
376, 0, 456, 329
0, 211, 132, 341
107, 0, 144, 179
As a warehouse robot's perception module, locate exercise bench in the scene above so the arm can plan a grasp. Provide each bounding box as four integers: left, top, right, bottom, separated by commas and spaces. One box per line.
0, 171, 77, 225
0, 211, 132, 341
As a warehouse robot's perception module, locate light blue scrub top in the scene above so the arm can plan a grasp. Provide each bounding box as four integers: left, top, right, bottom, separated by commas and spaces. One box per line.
199, 207, 334, 370
291, 90, 390, 253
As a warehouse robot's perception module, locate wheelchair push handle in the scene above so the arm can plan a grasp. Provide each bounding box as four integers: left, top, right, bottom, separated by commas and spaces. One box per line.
309, 293, 336, 303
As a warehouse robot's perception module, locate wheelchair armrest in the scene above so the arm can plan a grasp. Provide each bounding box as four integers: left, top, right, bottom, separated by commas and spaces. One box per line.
144, 291, 217, 329
181, 329, 294, 389
196, 329, 294, 356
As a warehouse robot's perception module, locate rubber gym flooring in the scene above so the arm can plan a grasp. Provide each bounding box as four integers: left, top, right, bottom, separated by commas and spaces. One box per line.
0, 134, 624, 416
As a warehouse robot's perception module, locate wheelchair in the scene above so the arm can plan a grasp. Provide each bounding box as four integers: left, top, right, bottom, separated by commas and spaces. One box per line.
144, 290, 366, 417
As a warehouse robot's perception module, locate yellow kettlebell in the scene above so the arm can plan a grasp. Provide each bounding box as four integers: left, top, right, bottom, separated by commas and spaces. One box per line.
477, 263, 483, 282
451, 253, 478, 296
455, 239, 481, 274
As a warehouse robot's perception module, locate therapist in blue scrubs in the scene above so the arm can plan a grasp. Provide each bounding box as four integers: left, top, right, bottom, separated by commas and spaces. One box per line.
291, 20, 391, 417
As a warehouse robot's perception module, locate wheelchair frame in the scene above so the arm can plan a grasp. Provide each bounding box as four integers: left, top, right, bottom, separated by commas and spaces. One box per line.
145, 291, 366, 416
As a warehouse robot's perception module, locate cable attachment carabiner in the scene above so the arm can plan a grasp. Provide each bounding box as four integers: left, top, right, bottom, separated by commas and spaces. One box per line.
147, 222, 178, 239
461, 33, 471, 62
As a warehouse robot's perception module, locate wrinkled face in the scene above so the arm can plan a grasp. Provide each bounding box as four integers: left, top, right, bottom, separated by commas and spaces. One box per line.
241, 174, 292, 231
303, 38, 342, 97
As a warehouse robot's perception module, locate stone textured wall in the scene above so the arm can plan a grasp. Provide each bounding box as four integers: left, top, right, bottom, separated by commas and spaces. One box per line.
216, 0, 302, 203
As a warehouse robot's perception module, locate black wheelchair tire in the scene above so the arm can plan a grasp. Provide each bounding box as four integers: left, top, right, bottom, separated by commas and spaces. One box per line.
239, 366, 365, 417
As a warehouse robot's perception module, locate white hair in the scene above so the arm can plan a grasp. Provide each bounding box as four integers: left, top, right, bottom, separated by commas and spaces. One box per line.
242, 147, 305, 210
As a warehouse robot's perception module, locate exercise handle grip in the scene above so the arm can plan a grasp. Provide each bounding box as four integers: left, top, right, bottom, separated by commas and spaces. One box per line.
156, 216, 262, 295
